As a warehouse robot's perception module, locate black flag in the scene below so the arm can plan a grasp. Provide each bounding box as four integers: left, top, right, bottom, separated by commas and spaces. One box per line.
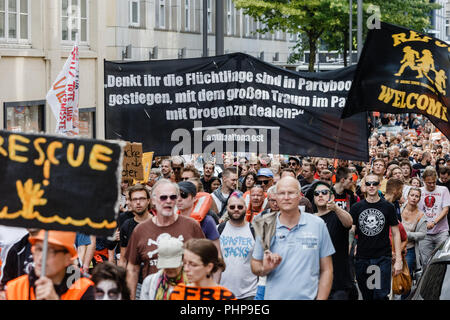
341, 22, 450, 139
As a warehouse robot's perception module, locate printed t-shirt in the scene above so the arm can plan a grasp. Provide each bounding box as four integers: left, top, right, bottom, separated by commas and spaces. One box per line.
124, 215, 205, 278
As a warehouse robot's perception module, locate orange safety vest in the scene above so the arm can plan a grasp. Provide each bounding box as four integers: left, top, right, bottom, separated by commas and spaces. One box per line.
170, 283, 236, 300
178, 192, 212, 223
6, 274, 94, 300
243, 191, 267, 223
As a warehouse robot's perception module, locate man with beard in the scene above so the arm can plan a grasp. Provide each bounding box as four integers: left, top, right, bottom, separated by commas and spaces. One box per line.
160, 159, 173, 180
125, 179, 205, 299
218, 192, 257, 300
118, 184, 152, 268
312, 182, 354, 300
201, 161, 216, 193
212, 167, 238, 218
418, 167, 450, 263
218, 191, 258, 300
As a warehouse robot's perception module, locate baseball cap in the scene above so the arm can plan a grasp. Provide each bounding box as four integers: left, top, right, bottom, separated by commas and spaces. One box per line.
178, 181, 197, 196
157, 236, 184, 269
288, 156, 302, 166
257, 168, 274, 178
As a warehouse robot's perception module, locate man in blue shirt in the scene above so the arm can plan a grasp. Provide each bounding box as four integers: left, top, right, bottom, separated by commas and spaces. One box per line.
251, 176, 335, 300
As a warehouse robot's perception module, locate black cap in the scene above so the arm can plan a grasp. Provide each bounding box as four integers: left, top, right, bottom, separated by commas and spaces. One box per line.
288, 156, 302, 166
178, 181, 197, 196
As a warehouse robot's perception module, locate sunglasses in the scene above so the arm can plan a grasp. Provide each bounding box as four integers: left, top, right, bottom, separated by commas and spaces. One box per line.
172, 167, 182, 171
180, 191, 189, 199
228, 205, 244, 210
313, 189, 330, 197
159, 194, 178, 201
365, 181, 380, 187
289, 162, 298, 166
256, 180, 270, 185
181, 177, 190, 181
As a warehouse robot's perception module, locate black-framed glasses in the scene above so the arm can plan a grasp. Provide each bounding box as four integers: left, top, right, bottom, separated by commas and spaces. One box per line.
229, 205, 244, 210
313, 189, 330, 197
181, 177, 190, 181
159, 194, 178, 201
256, 180, 270, 185
180, 191, 189, 199
365, 181, 380, 187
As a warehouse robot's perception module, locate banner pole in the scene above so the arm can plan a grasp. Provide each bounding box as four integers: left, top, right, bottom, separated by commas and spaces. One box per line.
40, 230, 49, 278
333, 120, 344, 162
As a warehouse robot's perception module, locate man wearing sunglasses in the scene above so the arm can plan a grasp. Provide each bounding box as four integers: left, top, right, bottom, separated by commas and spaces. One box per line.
251, 176, 335, 300
171, 156, 185, 183
177, 181, 220, 248
349, 173, 403, 300
288, 156, 302, 178
312, 182, 353, 300
218, 193, 258, 300
256, 168, 274, 192
125, 179, 205, 299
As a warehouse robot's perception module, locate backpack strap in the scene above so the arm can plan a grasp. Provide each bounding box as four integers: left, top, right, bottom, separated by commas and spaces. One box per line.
217, 221, 227, 235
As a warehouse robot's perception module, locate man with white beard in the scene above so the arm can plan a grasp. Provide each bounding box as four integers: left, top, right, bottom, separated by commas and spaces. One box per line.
125, 179, 205, 299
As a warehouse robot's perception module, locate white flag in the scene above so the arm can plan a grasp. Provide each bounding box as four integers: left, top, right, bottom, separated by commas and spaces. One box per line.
46, 44, 80, 136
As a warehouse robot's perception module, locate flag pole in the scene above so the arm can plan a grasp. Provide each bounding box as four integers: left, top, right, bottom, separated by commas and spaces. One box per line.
40, 230, 49, 277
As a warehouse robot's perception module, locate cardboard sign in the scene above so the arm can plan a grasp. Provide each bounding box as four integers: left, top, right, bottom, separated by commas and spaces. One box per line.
122, 142, 143, 180
0, 130, 124, 236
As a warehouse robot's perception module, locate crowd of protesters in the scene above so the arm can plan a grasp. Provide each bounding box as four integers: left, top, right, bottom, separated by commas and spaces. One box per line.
1, 112, 449, 300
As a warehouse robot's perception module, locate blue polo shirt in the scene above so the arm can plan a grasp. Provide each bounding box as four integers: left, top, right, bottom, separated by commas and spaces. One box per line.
252, 212, 335, 300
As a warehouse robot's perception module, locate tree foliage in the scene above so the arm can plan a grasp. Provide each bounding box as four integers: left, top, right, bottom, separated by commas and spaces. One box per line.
234, 0, 442, 72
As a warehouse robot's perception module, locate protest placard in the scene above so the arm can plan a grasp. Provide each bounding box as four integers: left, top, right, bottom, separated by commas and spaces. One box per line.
0, 130, 124, 236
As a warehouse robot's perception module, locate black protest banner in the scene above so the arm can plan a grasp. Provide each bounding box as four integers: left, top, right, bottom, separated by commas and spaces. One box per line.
341, 22, 450, 139
105, 53, 368, 161
0, 131, 124, 236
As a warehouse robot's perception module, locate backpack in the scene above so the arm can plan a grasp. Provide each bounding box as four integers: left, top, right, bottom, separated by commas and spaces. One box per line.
217, 221, 255, 239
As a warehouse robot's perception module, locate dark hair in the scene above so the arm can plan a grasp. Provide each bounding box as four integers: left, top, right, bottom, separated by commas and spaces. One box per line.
128, 183, 150, 200
335, 166, 351, 182
184, 239, 226, 275
241, 172, 257, 192
439, 166, 450, 175
91, 262, 130, 300
311, 180, 336, 196
181, 165, 201, 179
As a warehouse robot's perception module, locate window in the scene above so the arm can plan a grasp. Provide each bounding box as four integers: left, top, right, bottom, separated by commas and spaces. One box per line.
184, 0, 190, 31
157, 0, 165, 28
207, 0, 211, 33
0, 0, 29, 42
129, 0, 140, 27
79, 108, 95, 138
226, 0, 234, 35
61, 0, 88, 43
4, 100, 45, 133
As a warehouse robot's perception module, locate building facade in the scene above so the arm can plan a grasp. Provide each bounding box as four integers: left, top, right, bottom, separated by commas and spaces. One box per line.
0, 0, 296, 139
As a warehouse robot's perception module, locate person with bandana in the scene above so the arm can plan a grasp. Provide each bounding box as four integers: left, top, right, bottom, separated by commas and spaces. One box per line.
140, 236, 187, 300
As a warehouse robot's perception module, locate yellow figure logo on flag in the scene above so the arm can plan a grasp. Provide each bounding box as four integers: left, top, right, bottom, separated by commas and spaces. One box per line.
394, 46, 447, 95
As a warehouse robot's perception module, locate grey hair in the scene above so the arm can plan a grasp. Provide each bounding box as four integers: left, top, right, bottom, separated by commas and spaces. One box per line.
151, 178, 180, 198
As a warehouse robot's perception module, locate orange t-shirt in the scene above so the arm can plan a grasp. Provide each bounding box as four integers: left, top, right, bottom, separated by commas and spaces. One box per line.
170, 284, 236, 300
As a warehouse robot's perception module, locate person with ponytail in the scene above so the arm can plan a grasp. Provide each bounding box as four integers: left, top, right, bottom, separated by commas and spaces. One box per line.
170, 239, 236, 300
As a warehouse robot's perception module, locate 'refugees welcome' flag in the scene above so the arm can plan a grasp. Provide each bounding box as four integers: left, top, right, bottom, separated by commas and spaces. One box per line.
341, 22, 450, 139
46, 44, 80, 136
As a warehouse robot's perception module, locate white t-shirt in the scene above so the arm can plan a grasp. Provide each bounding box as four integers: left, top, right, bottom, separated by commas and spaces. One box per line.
219, 222, 258, 299
419, 185, 450, 234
